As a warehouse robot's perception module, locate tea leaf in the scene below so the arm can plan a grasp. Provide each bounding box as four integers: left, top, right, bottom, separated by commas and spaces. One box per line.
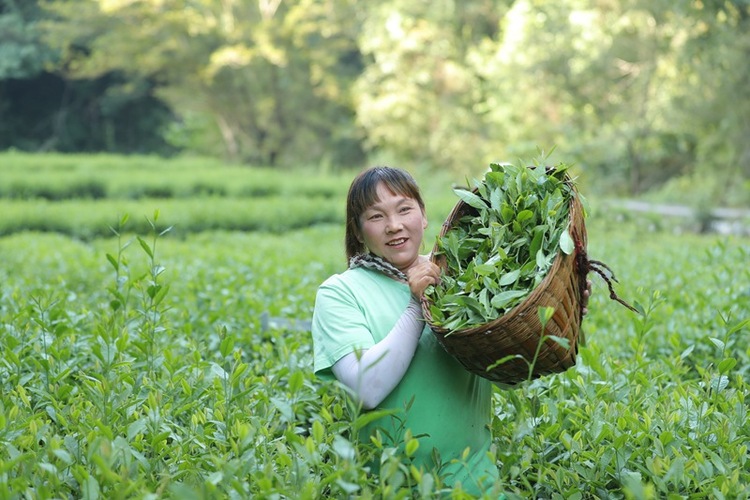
546, 335, 571, 350
680, 344, 695, 359
709, 337, 725, 351
105, 253, 119, 272
710, 375, 729, 393
559, 228, 574, 255
490, 290, 528, 309
517, 209, 534, 224
486, 354, 525, 371
220, 336, 234, 358
137, 236, 153, 259
352, 408, 399, 432
538, 306, 555, 327
499, 269, 521, 286
405, 437, 420, 457
453, 188, 487, 211
717, 357, 737, 374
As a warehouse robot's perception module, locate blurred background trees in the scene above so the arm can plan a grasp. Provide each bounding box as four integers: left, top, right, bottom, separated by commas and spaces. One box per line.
1, 0, 748, 201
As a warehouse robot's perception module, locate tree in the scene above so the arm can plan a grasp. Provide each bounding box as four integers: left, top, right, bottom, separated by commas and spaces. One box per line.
0, 0, 175, 153
0, 0, 54, 79
354, 0, 514, 174
469, 0, 682, 193
2, 0, 747, 198
665, 0, 750, 203
42, 0, 366, 167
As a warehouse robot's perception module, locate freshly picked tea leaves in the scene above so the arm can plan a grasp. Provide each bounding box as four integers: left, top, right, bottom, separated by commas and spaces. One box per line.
424, 161, 578, 332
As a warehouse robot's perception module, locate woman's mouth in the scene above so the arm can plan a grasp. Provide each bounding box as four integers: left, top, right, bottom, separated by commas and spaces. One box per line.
387, 238, 407, 247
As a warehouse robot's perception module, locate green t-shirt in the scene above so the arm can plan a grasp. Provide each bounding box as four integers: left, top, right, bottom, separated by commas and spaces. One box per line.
311, 267, 499, 494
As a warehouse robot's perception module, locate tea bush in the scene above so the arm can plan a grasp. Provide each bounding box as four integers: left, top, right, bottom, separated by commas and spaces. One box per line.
0, 152, 349, 202
0, 153, 748, 498
0, 197, 344, 239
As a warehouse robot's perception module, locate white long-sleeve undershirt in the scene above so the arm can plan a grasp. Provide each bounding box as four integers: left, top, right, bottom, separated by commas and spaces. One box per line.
331, 300, 423, 410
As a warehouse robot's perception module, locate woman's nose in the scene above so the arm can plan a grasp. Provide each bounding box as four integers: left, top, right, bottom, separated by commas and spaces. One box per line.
385, 216, 403, 233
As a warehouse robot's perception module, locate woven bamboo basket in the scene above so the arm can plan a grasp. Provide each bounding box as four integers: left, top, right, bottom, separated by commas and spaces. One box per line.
422, 185, 588, 386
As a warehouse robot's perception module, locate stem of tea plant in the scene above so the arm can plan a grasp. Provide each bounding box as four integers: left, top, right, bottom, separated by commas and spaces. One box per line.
135, 211, 172, 375
30, 294, 59, 391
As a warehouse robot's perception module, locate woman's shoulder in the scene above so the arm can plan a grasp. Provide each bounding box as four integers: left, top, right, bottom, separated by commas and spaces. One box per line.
319, 267, 375, 288
318, 267, 403, 300
316, 268, 364, 298
314, 268, 377, 312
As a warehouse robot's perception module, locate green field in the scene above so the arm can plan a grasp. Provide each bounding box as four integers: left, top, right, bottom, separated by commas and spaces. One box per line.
1, 153, 749, 498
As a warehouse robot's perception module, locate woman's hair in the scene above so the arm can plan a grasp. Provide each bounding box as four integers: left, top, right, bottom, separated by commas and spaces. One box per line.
345, 166, 425, 261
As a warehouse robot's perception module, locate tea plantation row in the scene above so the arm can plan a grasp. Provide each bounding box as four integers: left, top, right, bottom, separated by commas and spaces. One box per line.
0, 153, 748, 497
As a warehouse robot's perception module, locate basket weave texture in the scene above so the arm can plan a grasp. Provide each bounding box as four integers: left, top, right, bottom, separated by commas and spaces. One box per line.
422, 188, 588, 386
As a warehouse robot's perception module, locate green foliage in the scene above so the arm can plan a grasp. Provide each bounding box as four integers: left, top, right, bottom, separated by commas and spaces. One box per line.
0, 158, 749, 497
40, 0, 366, 167
0, 72, 176, 154
0, 0, 177, 154
1, 210, 749, 497
1, 0, 749, 199
0, 152, 351, 239
0, 152, 349, 200
488, 227, 750, 498
355, 0, 504, 172
0, 0, 54, 78
426, 161, 576, 331
0, 196, 343, 239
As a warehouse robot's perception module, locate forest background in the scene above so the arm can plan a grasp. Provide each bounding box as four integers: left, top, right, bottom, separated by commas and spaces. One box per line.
1, 0, 749, 207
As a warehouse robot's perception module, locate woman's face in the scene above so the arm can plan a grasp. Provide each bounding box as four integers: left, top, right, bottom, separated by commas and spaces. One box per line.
358, 182, 428, 272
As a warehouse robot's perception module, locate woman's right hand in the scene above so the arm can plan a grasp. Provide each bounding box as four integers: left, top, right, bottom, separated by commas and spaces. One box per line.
406, 256, 441, 299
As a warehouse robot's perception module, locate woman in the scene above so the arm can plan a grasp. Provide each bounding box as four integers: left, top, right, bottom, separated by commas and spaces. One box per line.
311, 166, 501, 495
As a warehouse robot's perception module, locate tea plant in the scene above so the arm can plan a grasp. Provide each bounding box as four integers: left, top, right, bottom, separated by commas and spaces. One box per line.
0, 151, 349, 201
0, 196, 344, 239
0, 156, 749, 497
